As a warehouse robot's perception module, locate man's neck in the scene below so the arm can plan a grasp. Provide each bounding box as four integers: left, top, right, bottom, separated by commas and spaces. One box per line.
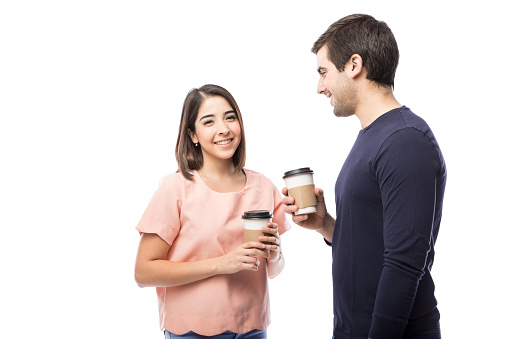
355, 84, 401, 130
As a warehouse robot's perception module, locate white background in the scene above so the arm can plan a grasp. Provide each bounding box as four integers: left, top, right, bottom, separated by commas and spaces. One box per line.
1, 1, 508, 338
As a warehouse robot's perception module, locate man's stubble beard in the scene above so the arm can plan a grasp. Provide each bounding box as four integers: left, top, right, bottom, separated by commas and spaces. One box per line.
332, 80, 358, 118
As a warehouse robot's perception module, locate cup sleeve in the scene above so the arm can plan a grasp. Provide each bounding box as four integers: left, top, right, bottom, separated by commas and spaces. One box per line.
272, 183, 291, 235
135, 174, 183, 246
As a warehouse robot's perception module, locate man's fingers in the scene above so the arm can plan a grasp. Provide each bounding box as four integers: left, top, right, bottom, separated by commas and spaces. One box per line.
284, 204, 299, 215
282, 195, 295, 206
292, 214, 308, 224
282, 187, 289, 196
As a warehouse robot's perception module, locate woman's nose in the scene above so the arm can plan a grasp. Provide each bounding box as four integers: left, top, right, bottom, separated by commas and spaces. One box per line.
217, 121, 230, 135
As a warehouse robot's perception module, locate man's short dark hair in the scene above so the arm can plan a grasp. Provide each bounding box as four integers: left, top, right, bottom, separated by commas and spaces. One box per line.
312, 14, 399, 88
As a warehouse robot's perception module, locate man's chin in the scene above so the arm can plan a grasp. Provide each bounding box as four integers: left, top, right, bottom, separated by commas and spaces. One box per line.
333, 107, 354, 118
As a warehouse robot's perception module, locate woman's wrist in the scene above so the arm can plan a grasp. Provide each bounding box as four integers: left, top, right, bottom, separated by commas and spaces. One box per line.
209, 256, 223, 275
267, 251, 281, 263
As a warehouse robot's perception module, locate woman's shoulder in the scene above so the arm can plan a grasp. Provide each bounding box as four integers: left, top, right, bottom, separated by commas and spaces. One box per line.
158, 171, 189, 190
160, 171, 183, 183
244, 168, 264, 179
244, 168, 275, 188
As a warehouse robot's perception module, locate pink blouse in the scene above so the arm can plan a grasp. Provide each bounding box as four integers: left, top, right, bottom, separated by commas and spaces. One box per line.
136, 169, 290, 335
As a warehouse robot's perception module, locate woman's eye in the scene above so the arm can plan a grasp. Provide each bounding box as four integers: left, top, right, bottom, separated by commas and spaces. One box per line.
226, 115, 237, 121
203, 120, 213, 125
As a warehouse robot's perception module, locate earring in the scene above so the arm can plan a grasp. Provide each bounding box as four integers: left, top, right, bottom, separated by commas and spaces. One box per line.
195, 143, 198, 147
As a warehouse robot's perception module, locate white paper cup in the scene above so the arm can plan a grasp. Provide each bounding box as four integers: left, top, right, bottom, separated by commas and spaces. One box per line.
242, 210, 272, 245
283, 167, 317, 215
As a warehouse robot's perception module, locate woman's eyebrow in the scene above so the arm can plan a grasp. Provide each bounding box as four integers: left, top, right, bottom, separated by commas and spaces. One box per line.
199, 114, 215, 121
199, 110, 235, 121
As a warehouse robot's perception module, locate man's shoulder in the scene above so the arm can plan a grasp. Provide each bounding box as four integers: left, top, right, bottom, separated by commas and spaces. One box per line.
372, 106, 435, 146
395, 106, 433, 133
378, 122, 444, 168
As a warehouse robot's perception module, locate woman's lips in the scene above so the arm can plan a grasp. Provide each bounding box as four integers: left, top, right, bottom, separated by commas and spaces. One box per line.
214, 138, 233, 146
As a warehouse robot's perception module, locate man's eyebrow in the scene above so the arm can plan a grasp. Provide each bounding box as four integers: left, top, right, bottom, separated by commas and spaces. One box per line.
317, 66, 327, 73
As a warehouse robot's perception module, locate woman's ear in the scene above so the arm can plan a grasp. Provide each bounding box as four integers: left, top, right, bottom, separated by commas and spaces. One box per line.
187, 129, 198, 144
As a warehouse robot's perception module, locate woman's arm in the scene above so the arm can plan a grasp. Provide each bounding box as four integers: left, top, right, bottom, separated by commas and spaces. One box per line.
267, 252, 285, 279
135, 233, 269, 288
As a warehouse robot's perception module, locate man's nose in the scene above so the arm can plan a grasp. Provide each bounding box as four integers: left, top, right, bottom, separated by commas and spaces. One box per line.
317, 78, 326, 95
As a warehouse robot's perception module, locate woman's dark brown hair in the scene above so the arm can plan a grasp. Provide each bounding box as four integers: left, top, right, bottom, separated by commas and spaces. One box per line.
312, 14, 399, 89
175, 84, 246, 181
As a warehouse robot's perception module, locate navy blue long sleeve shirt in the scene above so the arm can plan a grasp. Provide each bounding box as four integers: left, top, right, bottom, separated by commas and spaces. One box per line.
331, 106, 446, 339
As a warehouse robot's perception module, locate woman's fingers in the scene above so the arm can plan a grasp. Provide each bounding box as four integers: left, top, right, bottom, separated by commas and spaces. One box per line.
249, 248, 269, 258
241, 243, 269, 258
242, 241, 265, 249
259, 235, 279, 244
264, 222, 279, 231
261, 222, 280, 246
241, 255, 260, 271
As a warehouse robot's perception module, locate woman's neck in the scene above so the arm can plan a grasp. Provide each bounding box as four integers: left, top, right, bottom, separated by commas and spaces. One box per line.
197, 159, 245, 193
198, 158, 238, 180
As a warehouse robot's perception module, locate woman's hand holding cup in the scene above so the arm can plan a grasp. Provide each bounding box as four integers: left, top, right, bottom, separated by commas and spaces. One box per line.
219, 242, 268, 274
260, 222, 281, 262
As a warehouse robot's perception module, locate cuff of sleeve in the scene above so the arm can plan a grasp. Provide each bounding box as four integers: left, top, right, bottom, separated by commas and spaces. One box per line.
369, 314, 407, 339
324, 238, 332, 247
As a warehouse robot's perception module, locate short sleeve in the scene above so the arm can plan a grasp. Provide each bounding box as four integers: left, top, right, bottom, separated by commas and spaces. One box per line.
135, 173, 183, 246
271, 182, 291, 235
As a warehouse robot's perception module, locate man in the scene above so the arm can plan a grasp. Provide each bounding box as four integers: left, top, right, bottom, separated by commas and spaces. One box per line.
282, 14, 446, 339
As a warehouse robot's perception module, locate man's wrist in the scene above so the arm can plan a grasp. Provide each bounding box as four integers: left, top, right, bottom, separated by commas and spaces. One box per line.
316, 213, 335, 242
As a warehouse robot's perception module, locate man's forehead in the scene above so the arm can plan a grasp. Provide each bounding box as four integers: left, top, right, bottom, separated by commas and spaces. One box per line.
317, 45, 329, 58
316, 45, 331, 65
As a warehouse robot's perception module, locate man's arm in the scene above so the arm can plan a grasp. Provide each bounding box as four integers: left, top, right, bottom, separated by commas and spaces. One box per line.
316, 212, 335, 244
282, 187, 335, 243
369, 128, 442, 338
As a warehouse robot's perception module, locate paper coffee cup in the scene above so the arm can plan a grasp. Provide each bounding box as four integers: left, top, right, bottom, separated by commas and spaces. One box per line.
283, 167, 317, 215
242, 210, 272, 244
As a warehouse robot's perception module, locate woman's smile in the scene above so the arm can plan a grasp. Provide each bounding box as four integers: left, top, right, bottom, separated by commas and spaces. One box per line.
215, 138, 234, 146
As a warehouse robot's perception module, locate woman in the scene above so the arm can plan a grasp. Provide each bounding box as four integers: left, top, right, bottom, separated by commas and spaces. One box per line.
134, 84, 289, 338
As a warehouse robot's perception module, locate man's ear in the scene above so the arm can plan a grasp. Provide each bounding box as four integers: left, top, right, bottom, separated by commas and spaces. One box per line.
187, 129, 198, 144
347, 54, 363, 78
